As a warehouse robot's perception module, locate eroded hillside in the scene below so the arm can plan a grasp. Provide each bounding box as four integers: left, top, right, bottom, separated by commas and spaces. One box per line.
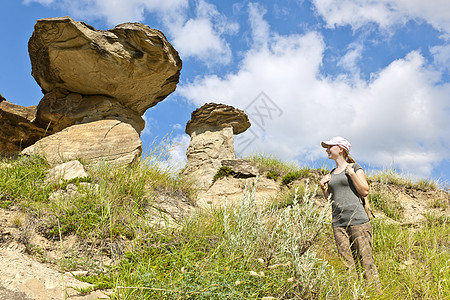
0, 156, 448, 299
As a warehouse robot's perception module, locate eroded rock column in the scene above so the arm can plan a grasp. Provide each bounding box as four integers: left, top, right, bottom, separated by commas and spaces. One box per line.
183, 103, 251, 189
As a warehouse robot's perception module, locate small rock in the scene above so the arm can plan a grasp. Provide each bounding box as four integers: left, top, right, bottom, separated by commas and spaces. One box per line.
45, 160, 88, 183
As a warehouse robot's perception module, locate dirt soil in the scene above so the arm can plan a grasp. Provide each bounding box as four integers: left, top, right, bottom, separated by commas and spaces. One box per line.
0, 207, 111, 300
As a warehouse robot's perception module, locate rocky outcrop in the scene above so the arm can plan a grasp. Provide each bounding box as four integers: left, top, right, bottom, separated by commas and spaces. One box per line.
29, 16, 182, 116
0, 17, 182, 166
0, 100, 46, 156
196, 176, 280, 208
22, 120, 142, 166
0, 99, 37, 122
183, 103, 251, 189
221, 159, 259, 178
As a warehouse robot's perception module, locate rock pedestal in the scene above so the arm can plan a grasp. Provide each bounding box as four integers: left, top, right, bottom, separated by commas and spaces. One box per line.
183, 103, 251, 189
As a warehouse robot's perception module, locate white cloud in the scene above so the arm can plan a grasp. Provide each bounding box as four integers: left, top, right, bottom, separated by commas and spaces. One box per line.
169, 0, 238, 65
170, 18, 232, 64
337, 42, 364, 76
179, 4, 450, 179
248, 3, 270, 49
351, 51, 450, 175
141, 110, 158, 136
312, 0, 450, 34
431, 44, 450, 72
171, 123, 183, 130
147, 134, 189, 172
26, 0, 188, 25
25, 0, 237, 66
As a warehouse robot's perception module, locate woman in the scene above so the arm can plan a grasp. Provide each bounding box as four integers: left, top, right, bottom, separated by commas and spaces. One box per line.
319, 136, 380, 288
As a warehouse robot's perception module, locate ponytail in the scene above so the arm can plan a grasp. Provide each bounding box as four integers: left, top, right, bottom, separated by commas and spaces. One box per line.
344, 150, 356, 163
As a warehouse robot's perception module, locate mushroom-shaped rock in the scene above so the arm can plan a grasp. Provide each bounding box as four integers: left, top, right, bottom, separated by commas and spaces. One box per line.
28, 16, 182, 115
183, 103, 251, 190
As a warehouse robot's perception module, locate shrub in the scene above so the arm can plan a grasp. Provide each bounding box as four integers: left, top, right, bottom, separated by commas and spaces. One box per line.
265, 170, 280, 181
223, 180, 333, 298
281, 172, 300, 185
281, 169, 310, 185
212, 166, 234, 182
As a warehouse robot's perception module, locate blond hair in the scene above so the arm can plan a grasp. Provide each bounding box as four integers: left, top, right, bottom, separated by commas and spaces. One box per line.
344, 150, 356, 163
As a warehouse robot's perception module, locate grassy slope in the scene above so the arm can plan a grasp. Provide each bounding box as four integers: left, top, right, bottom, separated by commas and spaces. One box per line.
0, 154, 449, 299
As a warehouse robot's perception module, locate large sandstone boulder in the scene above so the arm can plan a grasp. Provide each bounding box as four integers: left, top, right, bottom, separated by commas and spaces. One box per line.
183, 103, 251, 189
29, 16, 182, 115
0, 100, 46, 156
22, 120, 141, 166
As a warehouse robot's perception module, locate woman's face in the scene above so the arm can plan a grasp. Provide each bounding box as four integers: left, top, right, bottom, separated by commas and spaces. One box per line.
326, 145, 342, 160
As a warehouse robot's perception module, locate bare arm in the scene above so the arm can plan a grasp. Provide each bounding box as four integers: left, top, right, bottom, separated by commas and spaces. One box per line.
346, 166, 369, 197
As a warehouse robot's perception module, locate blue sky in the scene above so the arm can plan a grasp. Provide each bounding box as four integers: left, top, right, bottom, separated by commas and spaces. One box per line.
1, 0, 449, 185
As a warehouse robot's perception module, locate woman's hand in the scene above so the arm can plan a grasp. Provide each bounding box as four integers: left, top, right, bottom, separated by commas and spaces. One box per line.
320, 174, 331, 188
345, 164, 355, 176
320, 174, 331, 200
346, 165, 369, 197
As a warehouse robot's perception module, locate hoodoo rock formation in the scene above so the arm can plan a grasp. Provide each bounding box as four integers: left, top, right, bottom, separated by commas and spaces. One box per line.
183, 103, 251, 189
0, 16, 182, 166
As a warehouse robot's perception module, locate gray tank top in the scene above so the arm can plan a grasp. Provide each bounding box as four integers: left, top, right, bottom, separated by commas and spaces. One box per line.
328, 163, 369, 227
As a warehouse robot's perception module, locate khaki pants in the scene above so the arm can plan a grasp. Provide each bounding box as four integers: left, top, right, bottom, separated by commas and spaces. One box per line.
333, 222, 380, 287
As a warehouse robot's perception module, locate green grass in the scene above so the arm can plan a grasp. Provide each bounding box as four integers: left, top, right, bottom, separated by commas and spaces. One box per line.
281, 169, 311, 185
1, 153, 449, 299
371, 218, 450, 299
369, 169, 439, 191
313, 217, 450, 299
0, 155, 52, 206
245, 153, 298, 176
104, 182, 333, 299
270, 184, 306, 208
265, 170, 280, 181
368, 192, 404, 221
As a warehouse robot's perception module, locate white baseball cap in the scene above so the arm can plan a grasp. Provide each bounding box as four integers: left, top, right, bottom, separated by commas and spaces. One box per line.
321, 136, 351, 152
